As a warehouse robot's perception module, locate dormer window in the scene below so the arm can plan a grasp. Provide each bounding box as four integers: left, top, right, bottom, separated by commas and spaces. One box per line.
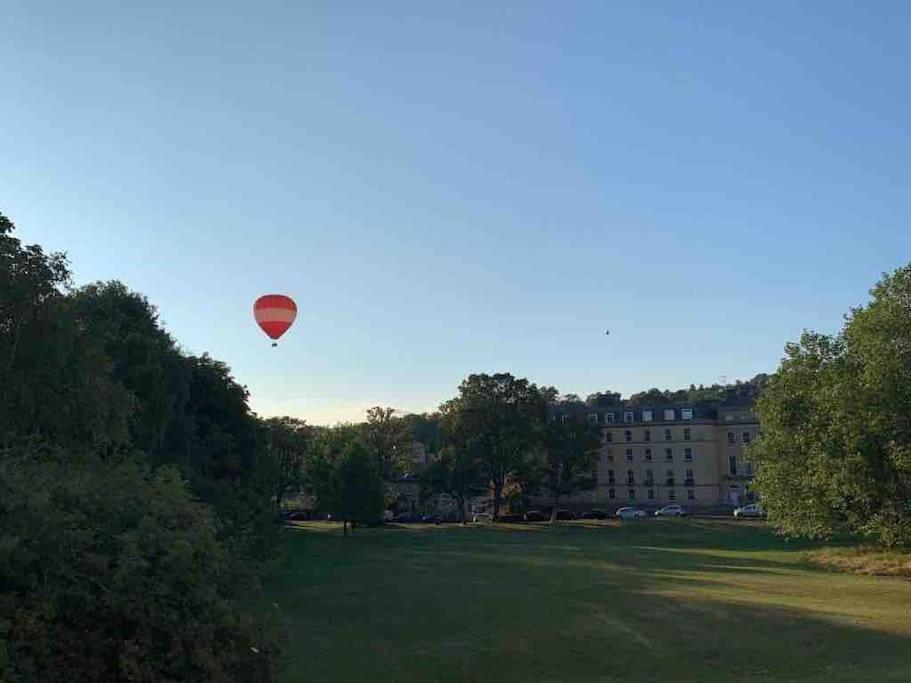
664, 409, 675, 420
642, 410, 653, 422
681, 408, 693, 420
623, 411, 634, 423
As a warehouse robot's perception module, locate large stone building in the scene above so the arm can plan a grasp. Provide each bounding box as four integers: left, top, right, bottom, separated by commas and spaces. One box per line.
546, 400, 760, 510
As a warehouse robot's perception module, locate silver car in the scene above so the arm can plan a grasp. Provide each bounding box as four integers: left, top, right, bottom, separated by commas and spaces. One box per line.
733, 503, 764, 518
615, 507, 647, 520
655, 504, 686, 518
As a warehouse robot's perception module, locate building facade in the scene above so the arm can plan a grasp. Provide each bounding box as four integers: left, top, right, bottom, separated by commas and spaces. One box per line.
544, 401, 760, 510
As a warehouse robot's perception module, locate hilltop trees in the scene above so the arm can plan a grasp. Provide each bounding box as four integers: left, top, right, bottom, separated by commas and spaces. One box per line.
750, 264, 911, 546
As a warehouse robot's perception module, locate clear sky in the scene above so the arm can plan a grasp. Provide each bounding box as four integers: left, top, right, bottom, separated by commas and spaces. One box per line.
3, 2, 909, 424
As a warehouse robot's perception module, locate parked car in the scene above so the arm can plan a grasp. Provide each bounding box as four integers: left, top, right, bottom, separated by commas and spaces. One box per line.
498, 513, 525, 523
392, 513, 420, 523
581, 509, 609, 520
733, 503, 764, 518
421, 514, 444, 524
472, 512, 493, 524
655, 504, 686, 518
523, 510, 547, 522
615, 507, 647, 520
555, 508, 578, 520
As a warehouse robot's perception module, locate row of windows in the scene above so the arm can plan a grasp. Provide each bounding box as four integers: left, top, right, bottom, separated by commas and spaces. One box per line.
608, 488, 695, 501
606, 468, 695, 485
727, 431, 752, 444
728, 456, 755, 476
606, 447, 693, 462
587, 408, 694, 424
606, 427, 693, 443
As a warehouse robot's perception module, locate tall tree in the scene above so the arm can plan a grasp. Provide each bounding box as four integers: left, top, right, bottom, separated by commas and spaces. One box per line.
422, 446, 484, 522
443, 373, 546, 518
538, 412, 602, 523
364, 406, 409, 479
750, 263, 911, 546
309, 435, 384, 536
262, 416, 313, 515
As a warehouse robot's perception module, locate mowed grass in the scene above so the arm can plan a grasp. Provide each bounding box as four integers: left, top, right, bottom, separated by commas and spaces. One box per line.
266, 519, 911, 682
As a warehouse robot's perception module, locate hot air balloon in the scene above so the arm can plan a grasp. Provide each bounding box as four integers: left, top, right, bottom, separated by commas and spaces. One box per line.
253, 294, 297, 347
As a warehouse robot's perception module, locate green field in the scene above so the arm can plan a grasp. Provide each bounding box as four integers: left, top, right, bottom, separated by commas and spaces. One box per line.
266, 520, 911, 682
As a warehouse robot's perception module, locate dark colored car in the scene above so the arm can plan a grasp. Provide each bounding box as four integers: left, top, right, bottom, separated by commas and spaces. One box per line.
555, 508, 578, 520
392, 513, 420, 523
523, 510, 547, 522
421, 514, 444, 524
580, 509, 609, 520
497, 513, 524, 523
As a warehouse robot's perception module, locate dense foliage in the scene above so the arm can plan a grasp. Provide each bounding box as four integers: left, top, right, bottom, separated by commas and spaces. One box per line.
0, 212, 281, 679
750, 264, 911, 546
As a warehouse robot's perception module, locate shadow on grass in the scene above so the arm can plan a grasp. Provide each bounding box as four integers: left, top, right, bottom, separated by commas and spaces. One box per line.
270, 521, 911, 683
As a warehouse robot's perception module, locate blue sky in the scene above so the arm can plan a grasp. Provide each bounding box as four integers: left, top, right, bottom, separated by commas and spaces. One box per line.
3, 1, 909, 424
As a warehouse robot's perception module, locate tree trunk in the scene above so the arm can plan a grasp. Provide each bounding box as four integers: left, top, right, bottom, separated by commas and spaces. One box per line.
342, 519, 348, 537
457, 496, 466, 524
550, 491, 560, 524
492, 482, 503, 520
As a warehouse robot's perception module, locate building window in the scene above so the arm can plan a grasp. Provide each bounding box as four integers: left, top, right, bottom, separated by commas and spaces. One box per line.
683, 427, 691, 442
625, 430, 632, 442
609, 489, 615, 499
742, 431, 751, 444
606, 432, 613, 443
665, 469, 674, 485
561, 415, 569, 423
685, 468, 694, 485
645, 468, 654, 484
623, 411, 634, 423
642, 410, 653, 422
644, 448, 652, 461
729, 455, 737, 476
608, 469, 615, 484
684, 447, 692, 461
681, 408, 693, 420
628, 489, 636, 500
588, 412, 598, 424
727, 431, 735, 444
686, 489, 694, 500
668, 489, 676, 501
665, 448, 673, 461
745, 462, 754, 476
606, 449, 614, 462
725, 414, 734, 422
625, 448, 633, 462
648, 488, 655, 500
605, 412, 615, 423
664, 428, 672, 441
627, 470, 635, 485
644, 429, 651, 442
664, 409, 675, 420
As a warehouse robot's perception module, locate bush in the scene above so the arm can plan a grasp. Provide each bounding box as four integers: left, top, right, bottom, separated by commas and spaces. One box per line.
0, 455, 280, 682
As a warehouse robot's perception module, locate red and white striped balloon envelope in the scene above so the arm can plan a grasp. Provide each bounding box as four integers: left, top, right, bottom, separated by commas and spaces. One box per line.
253, 294, 297, 346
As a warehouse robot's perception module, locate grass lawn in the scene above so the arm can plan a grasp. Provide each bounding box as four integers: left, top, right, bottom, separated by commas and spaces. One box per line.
265, 519, 911, 682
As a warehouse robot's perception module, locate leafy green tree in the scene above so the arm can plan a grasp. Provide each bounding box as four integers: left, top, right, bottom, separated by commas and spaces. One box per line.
261, 416, 313, 514
0, 454, 279, 682
0, 215, 130, 453
422, 446, 484, 522
309, 436, 384, 536
442, 373, 546, 518
538, 412, 602, 523
750, 264, 911, 546
364, 406, 411, 479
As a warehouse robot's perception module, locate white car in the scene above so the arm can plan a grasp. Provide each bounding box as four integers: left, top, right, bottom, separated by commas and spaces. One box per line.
615, 507, 647, 520
655, 504, 686, 518
472, 512, 493, 524
733, 503, 764, 518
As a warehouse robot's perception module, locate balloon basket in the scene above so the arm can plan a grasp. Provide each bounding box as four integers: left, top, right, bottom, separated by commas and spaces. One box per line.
271, 342, 277, 348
